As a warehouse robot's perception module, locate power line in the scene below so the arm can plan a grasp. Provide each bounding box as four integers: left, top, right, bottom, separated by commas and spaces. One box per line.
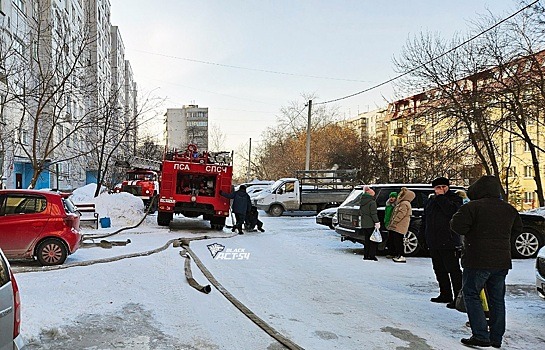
316, 0, 539, 105
132, 49, 371, 83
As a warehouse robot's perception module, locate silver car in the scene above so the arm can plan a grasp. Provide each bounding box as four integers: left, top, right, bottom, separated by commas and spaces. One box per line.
0, 248, 23, 350
537, 246, 545, 299
316, 207, 338, 229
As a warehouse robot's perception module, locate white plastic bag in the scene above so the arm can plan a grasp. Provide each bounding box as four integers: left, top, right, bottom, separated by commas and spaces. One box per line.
370, 228, 382, 243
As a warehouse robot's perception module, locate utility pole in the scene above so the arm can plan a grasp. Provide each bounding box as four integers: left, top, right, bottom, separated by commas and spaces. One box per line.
305, 100, 312, 171
247, 138, 252, 182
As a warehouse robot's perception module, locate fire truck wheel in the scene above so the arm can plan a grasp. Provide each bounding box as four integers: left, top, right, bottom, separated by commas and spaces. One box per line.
269, 205, 284, 217
157, 212, 173, 226
210, 217, 226, 230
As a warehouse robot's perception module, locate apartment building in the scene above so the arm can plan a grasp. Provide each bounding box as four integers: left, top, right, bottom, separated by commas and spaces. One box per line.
165, 105, 209, 151
0, 0, 138, 190
382, 52, 545, 210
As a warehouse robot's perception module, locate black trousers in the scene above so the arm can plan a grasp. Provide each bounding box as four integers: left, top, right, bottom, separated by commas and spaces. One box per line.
392, 231, 404, 257
386, 230, 396, 255
362, 227, 378, 259
234, 213, 246, 232
429, 248, 462, 300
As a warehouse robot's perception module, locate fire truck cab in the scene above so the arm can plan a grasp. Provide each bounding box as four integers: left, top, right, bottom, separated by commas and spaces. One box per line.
120, 168, 160, 212
157, 144, 233, 229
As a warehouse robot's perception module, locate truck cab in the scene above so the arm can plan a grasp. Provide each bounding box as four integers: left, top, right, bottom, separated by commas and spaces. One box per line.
255, 169, 357, 217
254, 178, 299, 216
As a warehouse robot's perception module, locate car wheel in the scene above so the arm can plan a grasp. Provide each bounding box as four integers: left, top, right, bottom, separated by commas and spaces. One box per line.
157, 212, 173, 226
36, 238, 68, 266
511, 229, 542, 258
269, 205, 284, 217
403, 229, 421, 257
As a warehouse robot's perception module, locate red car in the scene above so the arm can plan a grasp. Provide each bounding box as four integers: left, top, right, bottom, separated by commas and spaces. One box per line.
0, 190, 82, 266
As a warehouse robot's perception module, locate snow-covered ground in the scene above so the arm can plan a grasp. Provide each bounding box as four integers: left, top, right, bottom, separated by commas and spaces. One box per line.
9, 188, 545, 349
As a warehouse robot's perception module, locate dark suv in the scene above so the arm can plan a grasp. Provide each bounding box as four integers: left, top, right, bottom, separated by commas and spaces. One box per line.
335, 184, 545, 258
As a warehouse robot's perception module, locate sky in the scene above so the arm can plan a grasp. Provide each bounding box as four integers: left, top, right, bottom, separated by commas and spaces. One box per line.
109, 0, 520, 155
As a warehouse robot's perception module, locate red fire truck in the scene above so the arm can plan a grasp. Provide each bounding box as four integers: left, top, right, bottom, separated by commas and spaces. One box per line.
115, 156, 162, 212
120, 168, 160, 211
157, 144, 233, 229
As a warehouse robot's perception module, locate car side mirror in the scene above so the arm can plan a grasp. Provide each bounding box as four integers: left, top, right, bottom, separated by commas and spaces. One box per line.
277, 189, 283, 195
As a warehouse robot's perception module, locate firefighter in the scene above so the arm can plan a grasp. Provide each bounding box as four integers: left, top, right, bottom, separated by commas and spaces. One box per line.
220, 185, 252, 234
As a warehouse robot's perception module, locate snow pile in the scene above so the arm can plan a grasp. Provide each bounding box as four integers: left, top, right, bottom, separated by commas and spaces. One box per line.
70, 183, 145, 227
70, 183, 106, 203
522, 206, 545, 218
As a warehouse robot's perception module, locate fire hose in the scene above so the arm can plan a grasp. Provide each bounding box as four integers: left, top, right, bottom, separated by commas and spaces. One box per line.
178, 238, 305, 350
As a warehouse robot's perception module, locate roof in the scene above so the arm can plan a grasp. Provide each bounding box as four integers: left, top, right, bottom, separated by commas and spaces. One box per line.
0, 189, 63, 197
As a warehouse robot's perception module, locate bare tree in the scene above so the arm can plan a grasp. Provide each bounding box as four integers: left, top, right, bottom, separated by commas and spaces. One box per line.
474, 4, 545, 206
90, 89, 164, 196
393, 31, 505, 194
136, 135, 164, 161
208, 123, 227, 152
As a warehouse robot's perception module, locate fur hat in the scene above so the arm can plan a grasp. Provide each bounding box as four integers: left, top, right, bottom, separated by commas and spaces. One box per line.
431, 177, 450, 187
362, 185, 375, 196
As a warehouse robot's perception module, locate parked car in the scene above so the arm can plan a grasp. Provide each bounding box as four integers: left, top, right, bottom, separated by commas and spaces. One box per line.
0, 248, 23, 350
247, 185, 271, 199
316, 207, 339, 229
0, 189, 82, 265
335, 184, 545, 258
537, 246, 545, 299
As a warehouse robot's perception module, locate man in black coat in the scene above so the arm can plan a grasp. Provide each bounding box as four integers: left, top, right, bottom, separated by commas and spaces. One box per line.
220, 185, 252, 234
420, 177, 463, 308
450, 176, 522, 348
245, 205, 265, 232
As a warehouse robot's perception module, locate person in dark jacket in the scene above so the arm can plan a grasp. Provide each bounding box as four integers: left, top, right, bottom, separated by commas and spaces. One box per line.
420, 177, 463, 308
220, 185, 252, 234
450, 176, 522, 348
359, 186, 381, 261
245, 205, 264, 232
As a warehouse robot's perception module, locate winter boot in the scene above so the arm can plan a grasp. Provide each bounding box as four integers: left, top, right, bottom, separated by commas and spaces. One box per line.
393, 256, 406, 263
461, 336, 491, 347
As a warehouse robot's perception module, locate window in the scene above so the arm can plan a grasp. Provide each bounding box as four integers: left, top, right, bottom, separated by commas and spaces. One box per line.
524, 165, 533, 178
3, 195, 47, 215
524, 142, 531, 152
524, 191, 535, 204
284, 182, 295, 193
13, 35, 26, 56
13, 0, 25, 12
21, 130, 28, 145
505, 166, 516, 178
0, 254, 9, 287
187, 121, 208, 127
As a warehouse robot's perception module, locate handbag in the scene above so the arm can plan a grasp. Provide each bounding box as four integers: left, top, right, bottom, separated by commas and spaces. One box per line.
370, 228, 382, 243
455, 288, 489, 314
455, 290, 466, 313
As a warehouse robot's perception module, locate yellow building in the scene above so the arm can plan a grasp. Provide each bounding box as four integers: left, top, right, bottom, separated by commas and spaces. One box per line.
382, 53, 545, 210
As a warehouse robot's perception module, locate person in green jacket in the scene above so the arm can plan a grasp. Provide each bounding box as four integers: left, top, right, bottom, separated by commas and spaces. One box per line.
359, 186, 381, 261
384, 191, 398, 258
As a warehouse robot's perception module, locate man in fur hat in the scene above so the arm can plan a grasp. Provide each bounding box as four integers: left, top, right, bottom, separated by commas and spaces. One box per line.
420, 177, 463, 309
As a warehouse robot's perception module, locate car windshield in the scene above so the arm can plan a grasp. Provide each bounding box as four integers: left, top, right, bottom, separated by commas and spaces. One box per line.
340, 189, 363, 207
270, 179, 285, 192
